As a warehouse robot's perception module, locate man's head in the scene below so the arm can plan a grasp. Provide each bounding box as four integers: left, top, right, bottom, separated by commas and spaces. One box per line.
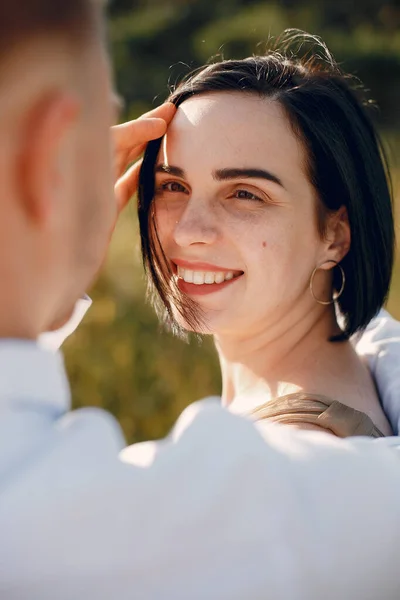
0, 0, 116, 338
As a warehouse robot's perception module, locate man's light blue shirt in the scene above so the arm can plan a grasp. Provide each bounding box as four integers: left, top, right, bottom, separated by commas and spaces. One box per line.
0, 312, 400, 599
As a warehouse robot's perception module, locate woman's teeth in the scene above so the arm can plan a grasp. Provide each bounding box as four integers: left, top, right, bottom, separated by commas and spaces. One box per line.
177, 266, 235, 285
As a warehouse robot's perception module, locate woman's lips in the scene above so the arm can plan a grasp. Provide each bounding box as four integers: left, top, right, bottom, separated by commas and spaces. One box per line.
170, 258, 244, 296
171, 258, 242, 274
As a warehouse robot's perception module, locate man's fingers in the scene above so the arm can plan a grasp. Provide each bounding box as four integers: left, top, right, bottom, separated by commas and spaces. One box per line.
127, 143, 146, 164
113, 117, 167, 149
115, 159, 143, 213
138, 102, 176, 123
112, 103, 176, 212
113, 103, 176, 148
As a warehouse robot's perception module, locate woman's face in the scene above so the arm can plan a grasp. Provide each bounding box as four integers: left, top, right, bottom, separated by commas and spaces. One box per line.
154, 92, 332, 337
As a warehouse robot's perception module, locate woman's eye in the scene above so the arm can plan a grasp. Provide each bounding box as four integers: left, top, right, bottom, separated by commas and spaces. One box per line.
234, 189, 263, 202
160, 181, 188, 194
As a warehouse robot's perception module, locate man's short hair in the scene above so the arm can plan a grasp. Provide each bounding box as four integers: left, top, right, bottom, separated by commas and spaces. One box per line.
0, 0, 102, 60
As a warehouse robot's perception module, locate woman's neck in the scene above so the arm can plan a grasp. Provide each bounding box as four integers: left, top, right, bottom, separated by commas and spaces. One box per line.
215, 304, 342, 409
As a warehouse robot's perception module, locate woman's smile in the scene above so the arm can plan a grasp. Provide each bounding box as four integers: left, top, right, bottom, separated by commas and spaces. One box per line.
172, 259, 244, 296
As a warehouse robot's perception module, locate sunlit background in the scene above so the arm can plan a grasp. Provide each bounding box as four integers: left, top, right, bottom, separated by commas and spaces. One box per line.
64, 0, 400, 444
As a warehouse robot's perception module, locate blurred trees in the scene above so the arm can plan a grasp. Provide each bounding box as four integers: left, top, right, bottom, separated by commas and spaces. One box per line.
64, 0, 400, 444
109, 0, 400, 128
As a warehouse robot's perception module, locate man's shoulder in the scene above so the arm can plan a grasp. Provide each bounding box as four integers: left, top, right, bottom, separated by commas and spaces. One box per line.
0, 405, 127, 497
120, 397, 268, 467
2, 396, 400, 598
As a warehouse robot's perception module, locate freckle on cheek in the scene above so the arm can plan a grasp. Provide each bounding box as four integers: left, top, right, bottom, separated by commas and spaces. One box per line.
262, 241, 267, 248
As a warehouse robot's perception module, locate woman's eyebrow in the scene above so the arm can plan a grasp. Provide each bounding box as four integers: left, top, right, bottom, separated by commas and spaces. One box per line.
155, 164, 185, 177
213, 168, 284, 188
154, 165, 284, 189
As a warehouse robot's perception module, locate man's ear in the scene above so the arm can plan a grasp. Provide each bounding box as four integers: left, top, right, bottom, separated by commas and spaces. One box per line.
17, 91, 81, 226
323, 206, 351, 263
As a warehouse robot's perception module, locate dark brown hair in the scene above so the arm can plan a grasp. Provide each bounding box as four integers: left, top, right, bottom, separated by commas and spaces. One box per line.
138, 31, 395, 340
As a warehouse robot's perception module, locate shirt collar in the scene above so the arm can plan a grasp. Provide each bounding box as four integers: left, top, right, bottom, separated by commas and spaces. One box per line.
0, 340, 70, 415
37, 295, 92, 352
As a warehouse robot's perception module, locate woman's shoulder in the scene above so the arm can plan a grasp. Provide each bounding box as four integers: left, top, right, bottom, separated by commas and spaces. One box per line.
248, 392, 385, 439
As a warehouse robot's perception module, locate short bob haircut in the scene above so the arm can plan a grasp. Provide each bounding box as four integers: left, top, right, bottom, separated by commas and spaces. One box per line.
138, 31, 395, 340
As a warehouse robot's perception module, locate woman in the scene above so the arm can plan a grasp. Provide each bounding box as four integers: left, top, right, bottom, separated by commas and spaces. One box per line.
138, 31, 395, 437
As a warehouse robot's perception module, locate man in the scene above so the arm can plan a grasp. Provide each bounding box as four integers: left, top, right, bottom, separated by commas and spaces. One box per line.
0, 1, 400, 599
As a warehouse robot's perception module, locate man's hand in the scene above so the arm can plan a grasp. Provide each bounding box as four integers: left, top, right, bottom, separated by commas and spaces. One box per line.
113, 102, 176, 214
42, 104, 176, 337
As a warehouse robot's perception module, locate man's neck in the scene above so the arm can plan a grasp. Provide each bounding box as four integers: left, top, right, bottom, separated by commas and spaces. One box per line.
0, 306, 40, 340
0, 274, 44, 340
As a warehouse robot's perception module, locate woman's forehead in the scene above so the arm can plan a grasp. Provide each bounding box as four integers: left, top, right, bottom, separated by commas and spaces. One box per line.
164, 92, 305, 173
170, 91, 284, 133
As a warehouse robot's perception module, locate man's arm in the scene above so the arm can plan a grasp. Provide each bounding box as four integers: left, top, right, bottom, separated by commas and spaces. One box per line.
3, 397, 399, 600
120, 404, 400, 599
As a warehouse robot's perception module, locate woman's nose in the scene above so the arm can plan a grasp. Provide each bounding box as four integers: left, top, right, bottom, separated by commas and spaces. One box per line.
173, 200, 219, 247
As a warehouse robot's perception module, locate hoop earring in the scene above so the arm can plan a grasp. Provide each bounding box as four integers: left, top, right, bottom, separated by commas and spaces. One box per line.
309, 260, 345, 305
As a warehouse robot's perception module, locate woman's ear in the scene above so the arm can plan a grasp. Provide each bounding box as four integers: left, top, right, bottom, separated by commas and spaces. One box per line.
324, 206, 351, 263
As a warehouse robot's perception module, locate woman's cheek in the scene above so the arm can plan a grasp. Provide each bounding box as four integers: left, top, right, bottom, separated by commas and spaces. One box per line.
155, 201, 174, 232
